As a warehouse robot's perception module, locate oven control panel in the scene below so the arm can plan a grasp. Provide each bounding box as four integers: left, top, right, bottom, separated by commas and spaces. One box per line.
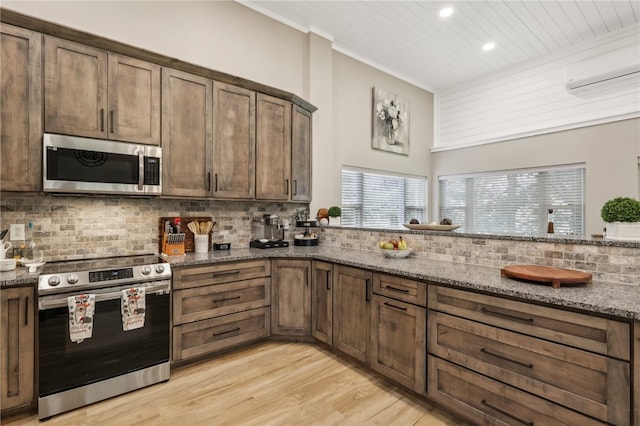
38, 263, 172, 295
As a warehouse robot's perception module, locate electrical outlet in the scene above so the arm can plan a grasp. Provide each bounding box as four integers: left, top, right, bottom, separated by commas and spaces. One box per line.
9, 224, 25, 241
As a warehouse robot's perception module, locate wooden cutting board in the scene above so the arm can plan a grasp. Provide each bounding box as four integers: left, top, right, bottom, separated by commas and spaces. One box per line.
500, 265, 592, 289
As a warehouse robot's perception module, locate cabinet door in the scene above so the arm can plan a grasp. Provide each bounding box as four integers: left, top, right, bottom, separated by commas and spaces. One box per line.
161, 68, 213, 197
256, 93, 291, 200
271, 260, 311, 336
0, 24, 42, 192
291, 105, 312, 202
44, 36, 108, 139
212, 82, 255, 199
370, 294, 426, 395
333, 265, 371, 362
311, 261, 332, 345
1, 286, 35, 412
108, 54, 160, 145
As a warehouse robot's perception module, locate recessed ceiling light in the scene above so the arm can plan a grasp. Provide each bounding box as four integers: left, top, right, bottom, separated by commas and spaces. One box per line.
482, 42, 496, 51
439, 7, 453, 18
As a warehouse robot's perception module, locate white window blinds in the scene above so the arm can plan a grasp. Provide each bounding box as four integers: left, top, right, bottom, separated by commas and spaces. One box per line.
342, 167, 426, 229
439, 165, 585, 236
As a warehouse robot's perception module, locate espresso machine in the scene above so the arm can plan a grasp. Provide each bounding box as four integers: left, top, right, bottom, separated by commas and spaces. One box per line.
250, 213, 289, 249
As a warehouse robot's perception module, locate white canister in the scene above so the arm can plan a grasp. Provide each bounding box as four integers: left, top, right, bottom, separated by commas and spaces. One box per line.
194, 235, 209, 253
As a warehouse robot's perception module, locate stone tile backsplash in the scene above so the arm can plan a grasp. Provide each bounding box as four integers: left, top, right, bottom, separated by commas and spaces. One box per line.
2, 193, 638, 286
0, 193, 303, 261
317, 227, 640, 286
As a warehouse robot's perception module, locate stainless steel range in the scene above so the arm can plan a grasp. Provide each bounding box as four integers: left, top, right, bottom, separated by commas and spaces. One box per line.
37, 255, 171, 419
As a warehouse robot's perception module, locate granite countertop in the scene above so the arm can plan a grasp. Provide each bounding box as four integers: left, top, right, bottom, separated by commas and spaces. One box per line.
3, 246, 639, 320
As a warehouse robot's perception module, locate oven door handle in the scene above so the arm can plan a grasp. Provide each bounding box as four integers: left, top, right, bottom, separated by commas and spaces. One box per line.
38, 280, 171, 310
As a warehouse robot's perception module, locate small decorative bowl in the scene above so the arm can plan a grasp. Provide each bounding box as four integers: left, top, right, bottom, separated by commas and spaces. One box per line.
380, 248, 412, 258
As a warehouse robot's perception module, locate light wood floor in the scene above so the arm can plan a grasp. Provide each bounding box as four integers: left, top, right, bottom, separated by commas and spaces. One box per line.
3, 341, 471, 425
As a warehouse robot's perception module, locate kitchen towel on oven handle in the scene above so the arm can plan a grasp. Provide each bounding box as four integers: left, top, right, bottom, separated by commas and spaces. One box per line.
121, 287, 146, 331
68, 294, 95, 343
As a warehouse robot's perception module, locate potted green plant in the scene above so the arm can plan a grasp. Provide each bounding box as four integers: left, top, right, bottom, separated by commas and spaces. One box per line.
601, 196, 640, 241
328, 206, 342, 227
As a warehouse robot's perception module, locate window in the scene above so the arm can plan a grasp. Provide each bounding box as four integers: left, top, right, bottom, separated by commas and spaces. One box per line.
341, 167, 426, 229
439, 165, 585, 236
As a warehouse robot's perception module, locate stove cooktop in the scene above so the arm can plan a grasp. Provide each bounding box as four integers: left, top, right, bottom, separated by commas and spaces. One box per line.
38, 254, 171, 295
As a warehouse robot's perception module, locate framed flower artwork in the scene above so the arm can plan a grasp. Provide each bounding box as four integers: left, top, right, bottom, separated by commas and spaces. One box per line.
372, 87, 410, 155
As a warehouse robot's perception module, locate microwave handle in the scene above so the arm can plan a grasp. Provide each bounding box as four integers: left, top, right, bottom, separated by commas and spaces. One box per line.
138, 150, 144, 191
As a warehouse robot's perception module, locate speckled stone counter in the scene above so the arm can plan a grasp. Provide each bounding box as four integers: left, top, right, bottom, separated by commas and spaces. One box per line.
2, 246, 639, 320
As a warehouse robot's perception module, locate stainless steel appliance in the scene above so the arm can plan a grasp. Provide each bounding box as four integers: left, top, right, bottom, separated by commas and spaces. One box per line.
250, 213, 289, 248
43, 133, 162, 196
37, 255, 171, 419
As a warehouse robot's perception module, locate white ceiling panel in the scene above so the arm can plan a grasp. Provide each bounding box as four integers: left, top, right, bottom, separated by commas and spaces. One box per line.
240, 0, 640, 91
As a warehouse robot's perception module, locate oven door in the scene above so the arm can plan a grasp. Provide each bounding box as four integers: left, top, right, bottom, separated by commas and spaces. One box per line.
38, 280, 170, 397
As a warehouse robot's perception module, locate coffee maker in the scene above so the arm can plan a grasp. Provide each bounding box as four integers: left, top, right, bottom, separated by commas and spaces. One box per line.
250, 213, 289, 249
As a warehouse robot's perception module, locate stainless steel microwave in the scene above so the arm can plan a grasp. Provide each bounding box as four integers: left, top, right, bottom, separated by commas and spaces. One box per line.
43, 133, 162, 196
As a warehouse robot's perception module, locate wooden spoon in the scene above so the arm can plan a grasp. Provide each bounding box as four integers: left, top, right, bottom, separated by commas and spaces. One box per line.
187, 221, 199, 235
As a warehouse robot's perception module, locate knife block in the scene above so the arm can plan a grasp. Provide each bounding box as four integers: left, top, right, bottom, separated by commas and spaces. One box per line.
162, 233, 185, 256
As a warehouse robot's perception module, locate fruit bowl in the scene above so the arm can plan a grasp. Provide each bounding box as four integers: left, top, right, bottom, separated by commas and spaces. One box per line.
380, 248, 413, 258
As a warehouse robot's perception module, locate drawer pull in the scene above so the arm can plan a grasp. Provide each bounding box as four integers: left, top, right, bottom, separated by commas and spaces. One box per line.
365, 279, 371, 302
212, 327, 241, 337
213, 295, 241, 303
480, 307, 533, 323
481, 400, 533, 426
480, 348, 533, 369
213, 270, 241, 277
385, 285, 409, 294
383, 302, 407, 311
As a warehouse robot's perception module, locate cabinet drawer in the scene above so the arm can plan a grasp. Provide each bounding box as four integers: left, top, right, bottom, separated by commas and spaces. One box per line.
373, 273, 426, 306
173, 307, 270, 361
428, 285, 630, 360
173, 260, 271, 290
428, 356, 604, 426
429, 311, 630, 425
173, 277, 270, 325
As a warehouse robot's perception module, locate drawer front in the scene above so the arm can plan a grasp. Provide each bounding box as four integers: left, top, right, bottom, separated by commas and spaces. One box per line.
173, 307, 270, 361
428, 356, 604, 426
428, 285, 630, 360
173, 277, 270, 325
429, 311, 630, 425
373, 273, 426, 306
173, 260, 271, 290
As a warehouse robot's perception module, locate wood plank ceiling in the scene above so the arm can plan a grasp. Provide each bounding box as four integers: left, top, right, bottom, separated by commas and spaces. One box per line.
240, 1, 640, 92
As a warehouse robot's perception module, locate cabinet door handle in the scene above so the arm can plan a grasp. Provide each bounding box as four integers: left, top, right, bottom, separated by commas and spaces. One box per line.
110, 110, 114, 133
481, 400, 533, 426
213, 295, 241, 303
207, 172, 212, 192
293, 179, 298, 195
383, 302, 406, 311
214, 173, 218, 192
285, 179, 289, 195
365, 279, 371, 302
480, 348, 533, 369
385, 285, 409, 294
24, 296, 29, 326
100, 108, 105, 132
212, 327, 241, 337
326, 270, 331, 290
481, 307, 533, 323
212, 270, 240, 277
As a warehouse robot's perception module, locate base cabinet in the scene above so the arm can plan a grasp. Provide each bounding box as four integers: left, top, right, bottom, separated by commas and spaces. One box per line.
428, 285, 631, 425
271, 260, 311, 336
1, 286, 35, 413
172, 260, 271, 362
311, 261, 332, 345
332, 265, 371, 362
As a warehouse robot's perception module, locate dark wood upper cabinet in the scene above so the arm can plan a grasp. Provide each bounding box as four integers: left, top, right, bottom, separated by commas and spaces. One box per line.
44, 36, 160, 145
291, 105, 312, 202
0, 24, 42, 192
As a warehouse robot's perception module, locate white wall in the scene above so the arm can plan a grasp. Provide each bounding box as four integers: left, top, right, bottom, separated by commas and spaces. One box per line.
438, 23, 640, 150
431, 118, 640, 236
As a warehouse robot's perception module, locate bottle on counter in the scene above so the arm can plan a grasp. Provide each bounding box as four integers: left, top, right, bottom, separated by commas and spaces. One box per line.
547, 209, 555, 236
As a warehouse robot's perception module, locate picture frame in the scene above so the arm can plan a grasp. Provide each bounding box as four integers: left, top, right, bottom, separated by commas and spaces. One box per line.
371, 87, 410, 155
